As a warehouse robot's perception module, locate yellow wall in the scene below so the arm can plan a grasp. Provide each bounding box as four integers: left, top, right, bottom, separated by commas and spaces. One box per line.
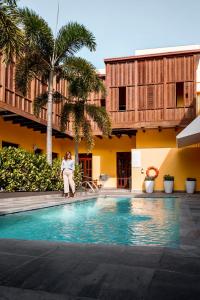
3, 119, 200, 192
132, 129, 200, 192
75, 136, 136, 188
0, 118, 135, 188
0, 118, 71, 157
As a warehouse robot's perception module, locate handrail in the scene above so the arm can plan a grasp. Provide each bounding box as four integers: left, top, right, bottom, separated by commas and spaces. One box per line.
81, 179, 99, 193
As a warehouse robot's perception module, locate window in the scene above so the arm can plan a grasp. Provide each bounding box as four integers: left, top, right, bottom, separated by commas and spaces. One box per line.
2, 141, 19, 148
52, 152, 58, 160
176, 82, 184, 107
119, 87, 126, 111
100, 99, 106, 108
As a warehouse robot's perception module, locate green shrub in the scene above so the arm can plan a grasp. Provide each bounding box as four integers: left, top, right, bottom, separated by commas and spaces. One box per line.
163, 174, 174, 181
144, 176, 155, 181
74, 164, 84, 190
0, 147, 64, 192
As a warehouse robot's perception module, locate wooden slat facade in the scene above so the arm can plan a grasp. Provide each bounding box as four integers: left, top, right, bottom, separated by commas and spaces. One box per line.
0, 55, 72, 135
105, 51, 200, 130
0, 50, 200, 137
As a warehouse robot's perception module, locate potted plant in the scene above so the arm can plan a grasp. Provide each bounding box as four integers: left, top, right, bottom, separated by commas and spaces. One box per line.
185, 178, 196, 194
163, 174, 174, 193
144, 176, 155, 193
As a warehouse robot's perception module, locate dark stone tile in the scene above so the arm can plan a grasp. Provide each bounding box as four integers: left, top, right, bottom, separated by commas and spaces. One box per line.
0, 253, 35, 281
0, 285, 69, 300
96, 264, 154, 300
160, 252, 200, 275
147, 270, 200, 300
0, 239, 59, 257
1, 256, 87, 295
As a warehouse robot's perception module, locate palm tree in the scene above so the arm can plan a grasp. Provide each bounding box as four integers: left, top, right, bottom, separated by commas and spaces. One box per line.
59, 57, 112, 164
15, 8, 96, 165
33, 57, 112, 164
0, 0, 23, 61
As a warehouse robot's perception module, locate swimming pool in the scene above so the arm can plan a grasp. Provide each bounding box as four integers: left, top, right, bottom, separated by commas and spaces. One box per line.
0, 197, 180, 247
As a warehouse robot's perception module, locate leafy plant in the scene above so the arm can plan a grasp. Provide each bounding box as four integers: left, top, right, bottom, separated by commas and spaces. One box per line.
15, 7, 96, 165
163, 174, 174, 181
0, 0, 24, 61
0, 147, 63, 192
186, 177, 196, 181
73, 164, 83, 190
145, 176, 155, 181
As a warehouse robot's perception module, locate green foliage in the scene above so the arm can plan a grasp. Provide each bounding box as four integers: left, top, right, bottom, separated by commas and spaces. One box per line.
0, 147, 63, 192
186, 177, 196, 181
145, 176, 155, 181
73, 164, 83, 190
163, 174, 174, 181
0, 0, 24, 61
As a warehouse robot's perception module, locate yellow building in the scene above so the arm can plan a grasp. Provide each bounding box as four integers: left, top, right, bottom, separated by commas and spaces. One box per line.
1, 46, 200, 191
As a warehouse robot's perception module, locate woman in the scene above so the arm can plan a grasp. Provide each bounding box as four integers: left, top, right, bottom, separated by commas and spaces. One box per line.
61, 151, 75, 198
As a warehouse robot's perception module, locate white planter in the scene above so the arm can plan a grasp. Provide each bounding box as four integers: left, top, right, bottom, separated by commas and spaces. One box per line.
164, 180, 174, 193
186, 180, 196, 194
145, 180, 154, 193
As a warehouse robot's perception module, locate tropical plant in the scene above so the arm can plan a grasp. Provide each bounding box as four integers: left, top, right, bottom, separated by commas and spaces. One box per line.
0, 0, 23, 61
15, 7, 96, 165
73, 163, 83, 190
0, 147, 63, 192
33, 57, 111, 163
59, 57, 111, 163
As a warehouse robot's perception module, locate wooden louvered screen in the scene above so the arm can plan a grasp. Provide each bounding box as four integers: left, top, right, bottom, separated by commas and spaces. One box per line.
147, 86, 154, 109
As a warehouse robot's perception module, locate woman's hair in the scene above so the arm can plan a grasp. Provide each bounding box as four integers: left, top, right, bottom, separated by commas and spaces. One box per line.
64, 151, 72, 160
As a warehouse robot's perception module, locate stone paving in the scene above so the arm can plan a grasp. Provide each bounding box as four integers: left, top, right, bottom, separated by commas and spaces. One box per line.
0, 192, 200, 299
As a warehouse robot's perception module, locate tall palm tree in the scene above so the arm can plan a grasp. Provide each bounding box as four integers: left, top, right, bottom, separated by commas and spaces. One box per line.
60, 57, 112, 164
34, 57, 112, 164
0, 0, 23, 61
15, 8, 96, 165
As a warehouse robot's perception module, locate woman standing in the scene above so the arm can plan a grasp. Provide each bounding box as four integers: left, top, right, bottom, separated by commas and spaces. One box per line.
61, 151, 75, 198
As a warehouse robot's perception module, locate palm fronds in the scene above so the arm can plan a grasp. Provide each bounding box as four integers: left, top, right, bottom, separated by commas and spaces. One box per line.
55, 22, 96, 63
15, 52, 49, 96
60, 101, 74, 132
34, 91, 66, 117
85, 103, 112, 136
0, 0, 23, 61
63, 57, 106, 99
19, 8, 54, 62
81, 117, 94, 152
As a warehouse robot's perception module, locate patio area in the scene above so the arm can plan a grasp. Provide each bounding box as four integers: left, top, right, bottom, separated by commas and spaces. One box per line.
0, 192, 200, 299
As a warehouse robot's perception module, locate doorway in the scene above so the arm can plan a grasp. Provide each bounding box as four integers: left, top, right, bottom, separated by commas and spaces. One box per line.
117, 152, 131, 189
79, 153, 92, 179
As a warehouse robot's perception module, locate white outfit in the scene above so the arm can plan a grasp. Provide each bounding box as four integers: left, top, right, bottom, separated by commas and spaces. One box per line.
61, 159, 75, 194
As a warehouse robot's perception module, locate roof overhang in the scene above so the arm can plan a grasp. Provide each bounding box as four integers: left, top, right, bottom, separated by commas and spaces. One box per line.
176, 116, 200, 147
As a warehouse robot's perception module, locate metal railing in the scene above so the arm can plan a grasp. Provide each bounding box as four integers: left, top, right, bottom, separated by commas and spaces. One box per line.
81, 176, 99, 193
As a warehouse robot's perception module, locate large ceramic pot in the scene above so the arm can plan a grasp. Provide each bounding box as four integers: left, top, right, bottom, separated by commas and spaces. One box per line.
145, 180, 154, 193
186, 179, 196, 194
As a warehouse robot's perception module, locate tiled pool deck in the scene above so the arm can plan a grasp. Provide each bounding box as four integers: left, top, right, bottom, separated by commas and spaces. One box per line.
0, 192, 200, 299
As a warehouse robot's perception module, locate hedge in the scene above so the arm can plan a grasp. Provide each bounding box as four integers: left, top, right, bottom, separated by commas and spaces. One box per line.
0, 147, 64, 192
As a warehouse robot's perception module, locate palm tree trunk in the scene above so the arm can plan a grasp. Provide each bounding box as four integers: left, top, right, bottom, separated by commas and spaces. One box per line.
74, 139, 79, 165
47, 70, 54, 165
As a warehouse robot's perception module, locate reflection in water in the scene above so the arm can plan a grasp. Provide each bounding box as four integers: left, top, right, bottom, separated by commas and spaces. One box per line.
0, 197, 180, 247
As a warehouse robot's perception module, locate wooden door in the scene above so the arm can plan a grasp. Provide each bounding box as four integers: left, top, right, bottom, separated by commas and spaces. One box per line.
117, 152, 131, 189
79, 154, 92, 179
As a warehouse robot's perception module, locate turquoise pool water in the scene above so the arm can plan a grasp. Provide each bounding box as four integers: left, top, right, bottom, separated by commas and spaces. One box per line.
0, 197, 180, 247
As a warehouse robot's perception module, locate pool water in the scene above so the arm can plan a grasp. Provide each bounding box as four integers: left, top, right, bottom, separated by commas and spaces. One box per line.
0, 197, 180, 247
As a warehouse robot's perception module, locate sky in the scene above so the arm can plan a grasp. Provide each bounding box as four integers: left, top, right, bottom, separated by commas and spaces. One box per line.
19, 0, 200, 69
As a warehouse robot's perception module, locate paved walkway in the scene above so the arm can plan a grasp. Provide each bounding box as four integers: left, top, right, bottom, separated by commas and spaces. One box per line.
0, 192, 200, 299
